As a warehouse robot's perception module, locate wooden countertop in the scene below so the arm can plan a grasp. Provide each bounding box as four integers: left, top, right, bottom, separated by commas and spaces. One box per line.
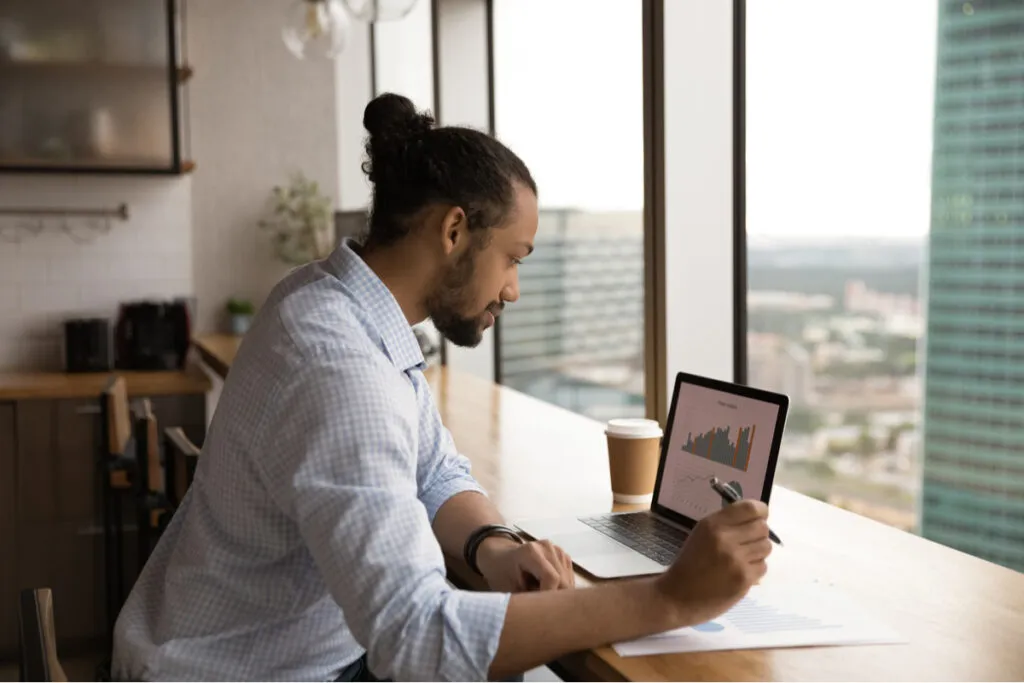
181, 338, 1024, 680
424, 367, 1024, 682
0, 367, 212, 401
193, 334, 241, 379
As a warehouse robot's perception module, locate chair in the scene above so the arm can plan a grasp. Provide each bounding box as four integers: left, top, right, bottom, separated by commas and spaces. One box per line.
98, 376, 137, 638
164, 426, 201, 507
133, 399, 172, 569
132, 401, 203, 567
18, 588, 68, 683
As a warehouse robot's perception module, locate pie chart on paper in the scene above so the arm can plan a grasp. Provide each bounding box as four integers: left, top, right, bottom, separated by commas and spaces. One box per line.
692, 621, 726, 633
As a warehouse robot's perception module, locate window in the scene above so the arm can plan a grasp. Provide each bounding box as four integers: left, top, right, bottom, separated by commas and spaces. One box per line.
371, 0, 442, 365
491, 0, 645, 421
745, 0, 937, 532
747, 0, 1024, 574
371, 0, 433, 111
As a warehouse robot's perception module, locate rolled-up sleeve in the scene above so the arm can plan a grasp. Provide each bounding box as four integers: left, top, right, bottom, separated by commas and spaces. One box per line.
416, 387, 489, 522
254, 351, 509, 682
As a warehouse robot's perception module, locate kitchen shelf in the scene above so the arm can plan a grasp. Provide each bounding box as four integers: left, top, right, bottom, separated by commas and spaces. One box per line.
0, 0, 192, 176
0, 157, 195, 175
0, 60, 193, 82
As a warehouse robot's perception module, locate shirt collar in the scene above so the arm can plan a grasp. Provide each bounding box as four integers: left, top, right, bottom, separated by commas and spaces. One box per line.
326, 238, 426, 372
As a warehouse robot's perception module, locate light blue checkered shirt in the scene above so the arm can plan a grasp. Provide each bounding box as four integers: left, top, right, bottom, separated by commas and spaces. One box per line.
112, 240, 510, 681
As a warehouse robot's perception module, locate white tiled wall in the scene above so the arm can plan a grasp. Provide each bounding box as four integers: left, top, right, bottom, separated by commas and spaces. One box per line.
0, 174, 192, 371
186, 0, 339, 333
0, 1, 342, 372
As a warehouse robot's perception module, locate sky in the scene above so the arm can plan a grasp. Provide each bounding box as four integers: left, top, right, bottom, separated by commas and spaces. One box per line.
490, 0, 939, 238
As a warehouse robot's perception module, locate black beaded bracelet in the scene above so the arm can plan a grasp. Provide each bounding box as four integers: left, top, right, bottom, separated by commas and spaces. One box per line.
463, 524, 525, 575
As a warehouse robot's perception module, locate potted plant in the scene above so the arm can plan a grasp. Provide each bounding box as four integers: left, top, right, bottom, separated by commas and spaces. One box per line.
258, 171, 336, 266
226, 298, 255, 336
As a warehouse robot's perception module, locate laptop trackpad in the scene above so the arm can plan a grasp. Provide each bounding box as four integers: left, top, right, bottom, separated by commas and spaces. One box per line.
516, 518, 633, 557
550, 530, 635, 557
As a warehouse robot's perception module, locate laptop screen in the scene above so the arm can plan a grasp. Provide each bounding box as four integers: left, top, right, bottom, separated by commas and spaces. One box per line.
655, 379, 782, 521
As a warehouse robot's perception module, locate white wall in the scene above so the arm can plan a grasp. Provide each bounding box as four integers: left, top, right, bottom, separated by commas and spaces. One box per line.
0, 175, 192, 370
187, 0, 340, 333
0, 0, 342, 371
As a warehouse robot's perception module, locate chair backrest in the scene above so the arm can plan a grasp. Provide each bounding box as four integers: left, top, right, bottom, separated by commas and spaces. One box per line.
164, 427, 201, 506
104, 376, 131, 456
18, 588, 67, 683
134, 399, 163, 497
133, 399, 169, 569
101, 376, 134, 490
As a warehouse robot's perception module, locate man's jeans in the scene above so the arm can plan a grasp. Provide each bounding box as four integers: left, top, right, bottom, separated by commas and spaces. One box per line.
336, 655, 526, 682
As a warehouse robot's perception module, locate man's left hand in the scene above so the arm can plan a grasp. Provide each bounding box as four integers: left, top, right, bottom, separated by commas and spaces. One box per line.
476, 537, 576, 592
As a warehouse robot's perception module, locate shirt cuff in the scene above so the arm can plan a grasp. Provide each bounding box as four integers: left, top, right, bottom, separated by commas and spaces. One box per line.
420, 474, 489, 523
439, 588, 511, 681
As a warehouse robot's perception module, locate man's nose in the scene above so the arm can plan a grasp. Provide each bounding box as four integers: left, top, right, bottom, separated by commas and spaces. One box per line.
503, 273, 520, 304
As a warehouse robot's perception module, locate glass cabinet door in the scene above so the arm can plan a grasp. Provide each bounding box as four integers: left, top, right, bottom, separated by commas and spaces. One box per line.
0, 0, 181, 172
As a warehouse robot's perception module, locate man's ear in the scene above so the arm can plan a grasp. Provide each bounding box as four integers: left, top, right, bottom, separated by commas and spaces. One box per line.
440, 206, 467, 257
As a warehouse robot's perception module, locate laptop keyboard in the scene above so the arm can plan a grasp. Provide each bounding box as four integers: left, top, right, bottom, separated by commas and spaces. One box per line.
579, 513, 689, 566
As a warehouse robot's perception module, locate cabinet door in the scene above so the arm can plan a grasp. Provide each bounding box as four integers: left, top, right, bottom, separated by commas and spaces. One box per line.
15, 400, 58, 525
55, 398, 102, 523
0, 0, 178, 172
54, 399, 107, 644
0, 402, 18, 657
14, 398, 108, 650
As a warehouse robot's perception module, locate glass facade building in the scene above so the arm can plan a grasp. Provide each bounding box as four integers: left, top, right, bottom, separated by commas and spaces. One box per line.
921, 0, 1024, 572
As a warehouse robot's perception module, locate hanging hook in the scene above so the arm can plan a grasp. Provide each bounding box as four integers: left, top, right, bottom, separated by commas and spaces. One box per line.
0, 203, 128, 243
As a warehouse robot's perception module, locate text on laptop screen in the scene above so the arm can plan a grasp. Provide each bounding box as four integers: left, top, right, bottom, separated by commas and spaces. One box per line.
656, 381, 781, 521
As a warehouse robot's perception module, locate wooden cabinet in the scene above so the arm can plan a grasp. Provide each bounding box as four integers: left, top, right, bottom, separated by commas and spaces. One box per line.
0, 392, 204, 659
0, 0, 191, 174
0, 403, 18, 660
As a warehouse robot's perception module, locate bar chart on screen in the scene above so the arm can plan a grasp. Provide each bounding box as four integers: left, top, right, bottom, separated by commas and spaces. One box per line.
682, 423, 756, 472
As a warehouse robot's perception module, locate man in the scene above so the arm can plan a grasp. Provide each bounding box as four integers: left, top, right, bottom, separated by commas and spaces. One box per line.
112, 94, 772, 681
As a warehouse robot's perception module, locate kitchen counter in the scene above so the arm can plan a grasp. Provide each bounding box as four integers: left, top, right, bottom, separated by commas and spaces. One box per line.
0, 366, 212, 401
193, 334, 241, 379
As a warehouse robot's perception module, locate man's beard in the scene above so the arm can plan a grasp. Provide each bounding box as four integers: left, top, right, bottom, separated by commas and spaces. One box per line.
426, 247, 500, 348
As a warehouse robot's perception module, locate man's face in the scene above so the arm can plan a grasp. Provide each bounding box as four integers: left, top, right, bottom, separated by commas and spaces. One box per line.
427, 185, 539, 347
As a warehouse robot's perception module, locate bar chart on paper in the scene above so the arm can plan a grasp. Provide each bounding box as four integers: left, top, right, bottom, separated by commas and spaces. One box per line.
613, 583, 906, 657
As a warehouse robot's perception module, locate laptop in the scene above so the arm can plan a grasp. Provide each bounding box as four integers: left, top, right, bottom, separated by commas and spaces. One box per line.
515, 371, 789, 579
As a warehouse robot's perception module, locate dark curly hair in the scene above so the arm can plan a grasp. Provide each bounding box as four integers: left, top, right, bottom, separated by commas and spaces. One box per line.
361, 93, 537, 249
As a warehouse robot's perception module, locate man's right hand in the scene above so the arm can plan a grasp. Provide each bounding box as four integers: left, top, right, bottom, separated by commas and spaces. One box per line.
490, 499, 773, 680
655, 500, 773, 627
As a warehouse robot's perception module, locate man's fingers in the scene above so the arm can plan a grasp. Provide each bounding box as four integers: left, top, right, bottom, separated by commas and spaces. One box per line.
717, 499, 769, 525
554, 546, 575, 588
525, 546, 562, 590
734, 518, 771, 545
742, 538, 773, 562
541, 542, 574, 589
537, 541, 574, 590
746, 559, 768, 584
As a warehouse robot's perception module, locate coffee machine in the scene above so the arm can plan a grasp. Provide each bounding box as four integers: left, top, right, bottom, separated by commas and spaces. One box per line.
114, 299, 191, 370
63, 318, 113, 373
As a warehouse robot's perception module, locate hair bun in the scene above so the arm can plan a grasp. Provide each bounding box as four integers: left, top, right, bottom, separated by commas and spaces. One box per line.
362, 93, 435, 185
363, 93, 434, 143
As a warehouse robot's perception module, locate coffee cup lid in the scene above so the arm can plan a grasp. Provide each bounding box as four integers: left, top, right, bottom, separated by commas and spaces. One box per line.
606, 418, 663, 439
